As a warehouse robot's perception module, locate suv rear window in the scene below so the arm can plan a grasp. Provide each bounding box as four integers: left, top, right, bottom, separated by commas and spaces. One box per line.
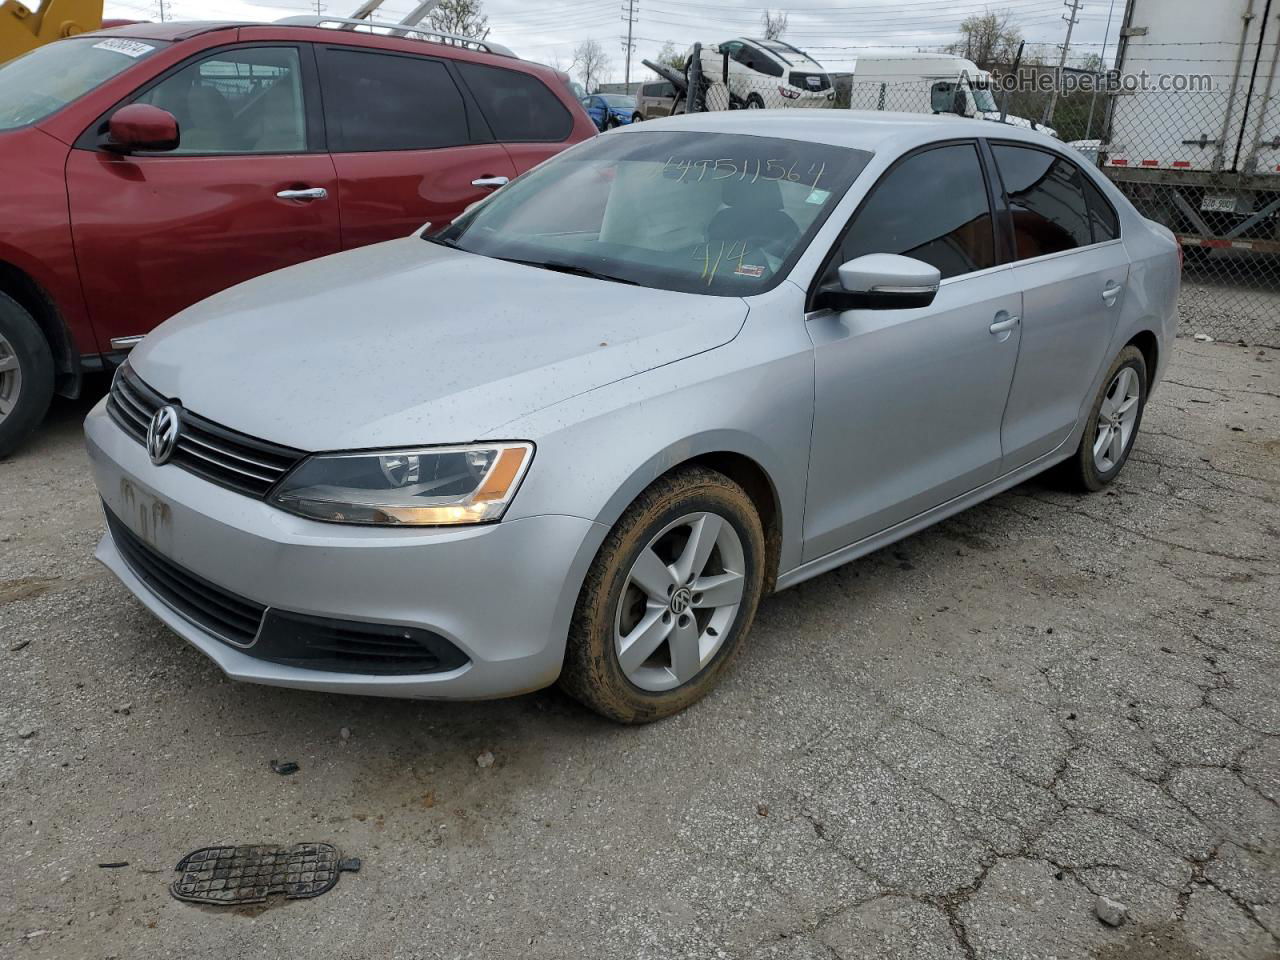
0, 36, 167, 131
455, 62, 572, 142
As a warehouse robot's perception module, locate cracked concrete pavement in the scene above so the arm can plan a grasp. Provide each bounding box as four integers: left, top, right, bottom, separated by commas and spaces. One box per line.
2, 340, 1278, 959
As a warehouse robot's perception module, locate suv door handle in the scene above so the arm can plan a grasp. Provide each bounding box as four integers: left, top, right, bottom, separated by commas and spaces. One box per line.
1102, 281, 1124, 305
276, 187, 328, 201
471, 176, 510, 188
989, 312, 1020, 335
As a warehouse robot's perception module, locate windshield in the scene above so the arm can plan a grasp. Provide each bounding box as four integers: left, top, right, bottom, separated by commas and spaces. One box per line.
968, 80, 999, 113
0, 36, 166, 131
602, 95, 635, 108
436, 131, 871, 296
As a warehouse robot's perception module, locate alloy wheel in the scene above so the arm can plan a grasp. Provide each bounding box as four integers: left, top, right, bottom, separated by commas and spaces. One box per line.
0, 331, 22, 425
614, 511, 746, 692
1093, 366, 1141, 473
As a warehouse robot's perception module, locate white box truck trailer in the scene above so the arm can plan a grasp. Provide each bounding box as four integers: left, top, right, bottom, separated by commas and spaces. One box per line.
1103, 0, 1280, 254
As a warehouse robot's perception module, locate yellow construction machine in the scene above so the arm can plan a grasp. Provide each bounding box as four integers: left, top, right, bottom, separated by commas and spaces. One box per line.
1, 0, 105, 63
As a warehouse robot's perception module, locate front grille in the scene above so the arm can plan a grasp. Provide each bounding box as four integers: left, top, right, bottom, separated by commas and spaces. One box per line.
789, 71, 830, 92
105, 507, 266, 647
107, 364, 305, 499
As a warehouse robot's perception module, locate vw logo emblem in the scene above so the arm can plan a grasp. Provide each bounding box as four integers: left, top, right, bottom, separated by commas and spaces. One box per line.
147, 405, 181, 466
669, 586, 693, 616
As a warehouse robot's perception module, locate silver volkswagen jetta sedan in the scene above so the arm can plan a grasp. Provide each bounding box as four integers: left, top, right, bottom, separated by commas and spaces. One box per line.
85, 111, 1180, 723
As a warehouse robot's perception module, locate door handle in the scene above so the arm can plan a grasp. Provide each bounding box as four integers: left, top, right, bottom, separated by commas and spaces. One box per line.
471, 176, 510, 189
276, 187, 328, 201
989, 313, 1020, 335
1102, 281, 1124, 305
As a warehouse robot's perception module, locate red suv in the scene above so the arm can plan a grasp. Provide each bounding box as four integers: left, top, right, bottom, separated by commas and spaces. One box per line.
0, 19, 595, 455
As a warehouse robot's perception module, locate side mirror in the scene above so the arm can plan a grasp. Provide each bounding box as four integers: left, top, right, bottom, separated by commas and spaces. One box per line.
814, 254, 941, 311
105, 104, 180, 153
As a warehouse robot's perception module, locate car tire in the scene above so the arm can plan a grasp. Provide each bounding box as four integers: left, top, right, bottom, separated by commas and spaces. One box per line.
746, 93, 765, 109
632, 113, 643, 123
560, 466, 767, 723
0, 292, 54, 460
1061, 345, 1147, 492
604, 116, 618, 130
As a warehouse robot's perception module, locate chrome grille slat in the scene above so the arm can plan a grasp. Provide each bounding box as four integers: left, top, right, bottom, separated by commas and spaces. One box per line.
175, 438, 277, 482
108, 364, 305, 499
177, 430, 291, 473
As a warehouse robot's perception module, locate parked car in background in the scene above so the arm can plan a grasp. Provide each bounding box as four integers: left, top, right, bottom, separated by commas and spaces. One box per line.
581, 93, 636, 130
693, 37, 835, 109
86, 112, 1178, 722
634, 79, 676, 120
0, 17, 595, 457
845, 51, 1055, 137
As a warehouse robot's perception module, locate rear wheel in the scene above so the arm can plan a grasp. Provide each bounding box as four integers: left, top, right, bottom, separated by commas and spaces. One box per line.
746, 93, 765, 109
0, 292, 54, 459
560, 467, 766, 723
1061, 345, 1147, 491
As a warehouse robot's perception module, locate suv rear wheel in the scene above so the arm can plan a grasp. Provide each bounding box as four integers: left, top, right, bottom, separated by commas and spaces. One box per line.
0, 292, 54, 459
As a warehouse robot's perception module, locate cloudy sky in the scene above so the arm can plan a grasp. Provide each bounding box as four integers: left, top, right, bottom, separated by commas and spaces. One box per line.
102, 0, 1125, 85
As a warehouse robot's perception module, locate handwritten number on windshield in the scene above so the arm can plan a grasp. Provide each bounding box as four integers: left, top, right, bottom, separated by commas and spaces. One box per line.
660, 157, 827, 189
694, 241, 749, 284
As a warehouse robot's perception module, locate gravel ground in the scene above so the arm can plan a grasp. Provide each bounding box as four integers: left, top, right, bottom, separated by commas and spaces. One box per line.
2, 340, 1278, 960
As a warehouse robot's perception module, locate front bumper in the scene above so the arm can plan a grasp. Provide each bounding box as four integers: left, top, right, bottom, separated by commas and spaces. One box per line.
85, 400, 607, 700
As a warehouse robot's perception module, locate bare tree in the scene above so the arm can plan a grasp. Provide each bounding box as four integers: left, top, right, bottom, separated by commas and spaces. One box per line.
760, 9, 788, 40
428, 0, 489, 40
948, 8, 1022, 68
572, 38, 612, 93
655, 40, 688, 72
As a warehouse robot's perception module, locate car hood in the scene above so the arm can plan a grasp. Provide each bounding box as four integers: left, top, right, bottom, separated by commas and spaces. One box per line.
130, 238, 748, 451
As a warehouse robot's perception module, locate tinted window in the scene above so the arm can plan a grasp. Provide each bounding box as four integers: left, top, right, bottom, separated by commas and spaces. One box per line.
992, 144, 1093, 258
136, 46, 305, 154
322, 49, 469, 151
1081, 175, 1119, 242
457, 61, 572, 142
839, 143, 996, 280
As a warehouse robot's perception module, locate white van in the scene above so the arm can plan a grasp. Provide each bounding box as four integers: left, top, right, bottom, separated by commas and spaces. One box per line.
846, 51, 1056, 138
692, 37, 836, 109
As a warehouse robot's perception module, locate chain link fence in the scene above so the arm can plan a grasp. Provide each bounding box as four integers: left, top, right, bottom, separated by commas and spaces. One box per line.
674, 44, 1280, 348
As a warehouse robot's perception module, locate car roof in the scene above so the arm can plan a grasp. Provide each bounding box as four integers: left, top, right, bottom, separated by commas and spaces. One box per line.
623, 109, 1064, 155
83, 20, 246, 41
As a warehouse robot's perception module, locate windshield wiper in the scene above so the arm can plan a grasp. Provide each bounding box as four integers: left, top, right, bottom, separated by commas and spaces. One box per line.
501, 257, 640, 286
421, 233, 458, 248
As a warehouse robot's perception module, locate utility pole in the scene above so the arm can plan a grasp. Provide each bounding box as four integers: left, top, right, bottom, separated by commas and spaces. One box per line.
1045, 0, 1082, 124
621, 0, 638, 90
155, 0, 167, 21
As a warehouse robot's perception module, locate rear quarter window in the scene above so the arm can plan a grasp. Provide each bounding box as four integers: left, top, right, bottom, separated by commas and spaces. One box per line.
456, 62, 572, 142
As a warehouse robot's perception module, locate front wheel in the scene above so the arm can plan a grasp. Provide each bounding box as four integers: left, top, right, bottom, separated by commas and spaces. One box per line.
0, 292, 54, 459
1062, 345, 1147, 491
560, 467, 766, 723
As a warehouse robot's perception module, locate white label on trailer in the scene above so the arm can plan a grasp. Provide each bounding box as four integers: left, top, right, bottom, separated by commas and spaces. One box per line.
1201, 194, 1238, 213
92, 39, 155, 58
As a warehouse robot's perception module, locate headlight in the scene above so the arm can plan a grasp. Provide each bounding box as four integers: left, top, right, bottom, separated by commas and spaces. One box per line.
272, 442, 533, 526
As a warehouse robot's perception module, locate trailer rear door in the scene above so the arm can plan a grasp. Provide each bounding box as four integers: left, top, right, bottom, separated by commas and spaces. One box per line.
1107, 0, 1272, 174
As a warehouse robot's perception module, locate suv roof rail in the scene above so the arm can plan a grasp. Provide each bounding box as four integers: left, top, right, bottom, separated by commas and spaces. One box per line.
273, 15, 516, 58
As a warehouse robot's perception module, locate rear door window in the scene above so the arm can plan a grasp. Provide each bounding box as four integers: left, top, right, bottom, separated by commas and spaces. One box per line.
1081, 175, 1120, 243
836, 142, 997, 280
456, 62, 572, 142
319, 47, 470, 151
991, 144, 1094, 259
